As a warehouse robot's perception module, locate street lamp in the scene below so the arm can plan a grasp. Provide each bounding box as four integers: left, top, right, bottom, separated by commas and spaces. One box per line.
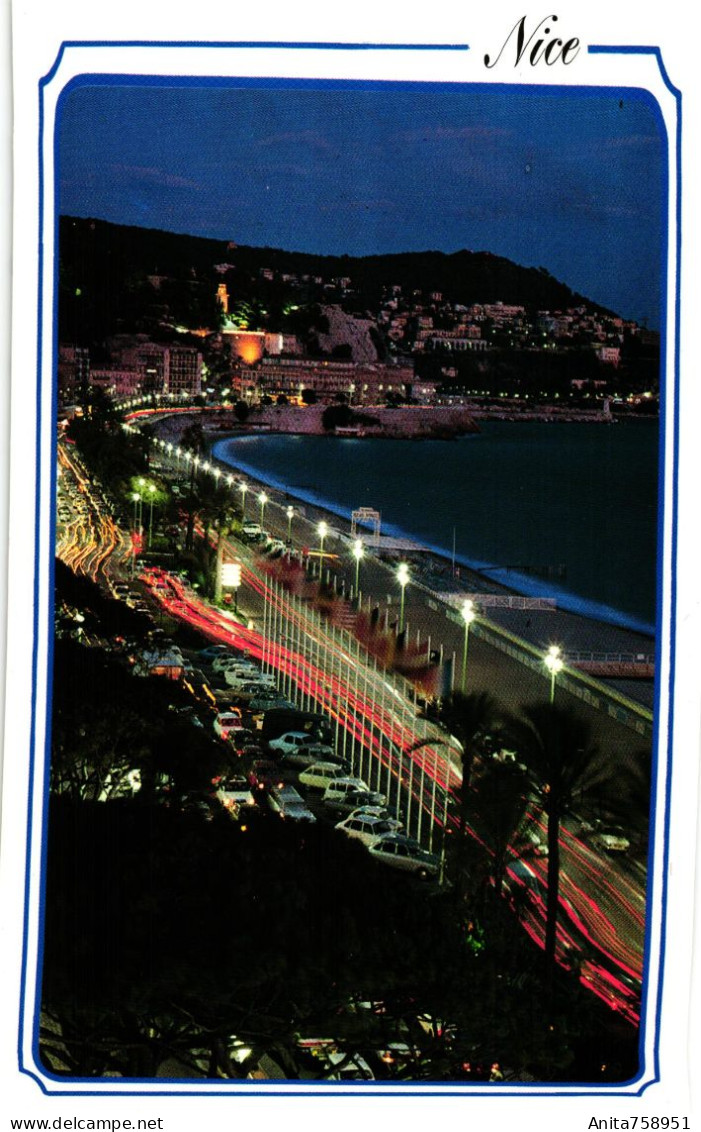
147, 482, 157, 548
132, 491, 140, 532
137, 477, 146, 529
259, 491, 268, 526
397, 562, 410, 633
222, 561, 242, 613
352, 538, 364, 598
544, 645, 563, 703
286, 505, 294, 543
317, 520, 328, 579
239, 481, 248, 520
460, 598, 476, 693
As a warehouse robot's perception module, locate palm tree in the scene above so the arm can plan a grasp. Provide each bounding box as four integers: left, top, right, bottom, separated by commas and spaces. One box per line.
507, 701, 603, 970
436, 691, 500, 831
470, 758, 532, 901
435, 691, 501, 898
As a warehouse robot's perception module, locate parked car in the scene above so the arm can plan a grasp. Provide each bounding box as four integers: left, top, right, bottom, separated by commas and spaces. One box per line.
268, 731, 318, 756
241, 520, 263, 539
260, 708, 332, 745
236, 681, 282, 702
367, 834, 440, 879
225, 668, 277, 691
229, 728, 258, 754
168, 704, 204, 730
325, 787, 388, 816
345, 806, 402, 830
335, 813, 403, 847
199, 644, 235, 661
248, 694, 296, 712
591, 827, 630, 853
213, 710, 245, 741
248, 759, 285, 793
298, 762, 352, 791
267, 784, 316, 822
214, 774, 256, 814
304, 742, 341, 762
322, 777, 372, 810
212, 652, 256, 674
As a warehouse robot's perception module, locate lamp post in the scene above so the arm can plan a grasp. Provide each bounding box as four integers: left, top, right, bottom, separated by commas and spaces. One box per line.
137, 477, 146, 530
397, 562, 410, 634
132, 491, 140, 532
259, 491, 268, 526
460, 598, 476, 693
147, 483, 156, 548
318, 520, 328, 579
230, 562, 242, 613
220, 560, 242, 612
239, 481, 248, 520
352, 538, 364, 599
544, 645, 563, 703
286, 505, 294, 543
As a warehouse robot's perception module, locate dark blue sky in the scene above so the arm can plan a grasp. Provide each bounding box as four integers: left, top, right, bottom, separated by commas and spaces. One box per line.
58, 82, 665, 326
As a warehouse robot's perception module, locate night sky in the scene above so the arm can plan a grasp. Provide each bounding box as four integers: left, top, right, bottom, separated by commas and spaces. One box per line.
58, 81, 665, 326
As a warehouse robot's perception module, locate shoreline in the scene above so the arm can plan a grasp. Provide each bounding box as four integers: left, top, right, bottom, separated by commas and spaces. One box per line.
150, 414, 656, 710
208, 433, 655, 642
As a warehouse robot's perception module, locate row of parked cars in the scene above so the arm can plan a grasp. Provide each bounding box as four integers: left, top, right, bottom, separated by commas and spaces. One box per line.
256, 734, 441, 880
199, 643, 442, 880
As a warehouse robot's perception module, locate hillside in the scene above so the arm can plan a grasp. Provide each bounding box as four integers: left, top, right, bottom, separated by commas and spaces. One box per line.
58, 215, 615, 344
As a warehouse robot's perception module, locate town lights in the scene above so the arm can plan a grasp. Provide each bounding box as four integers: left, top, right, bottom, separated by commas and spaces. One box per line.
397, 562, 410, 633
544, 645, 564, 703
461, 599, 476, 693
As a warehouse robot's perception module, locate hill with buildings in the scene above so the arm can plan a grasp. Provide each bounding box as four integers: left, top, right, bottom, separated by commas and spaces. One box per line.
59, 215, 613, 344
58, 216, 659, 410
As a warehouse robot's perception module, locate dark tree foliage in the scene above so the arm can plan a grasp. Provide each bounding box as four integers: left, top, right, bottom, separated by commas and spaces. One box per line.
40, 791, 633, 1082
51, 632, 227, 803
321, 403, 353, 431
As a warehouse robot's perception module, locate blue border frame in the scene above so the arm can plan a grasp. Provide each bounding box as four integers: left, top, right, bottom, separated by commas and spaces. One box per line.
24, 39, 680, 1097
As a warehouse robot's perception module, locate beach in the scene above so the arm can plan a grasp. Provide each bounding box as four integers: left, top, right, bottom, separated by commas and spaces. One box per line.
153, 413, 656, 713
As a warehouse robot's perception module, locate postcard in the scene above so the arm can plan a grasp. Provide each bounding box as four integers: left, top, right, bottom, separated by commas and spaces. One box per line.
3, 1, 699, 1128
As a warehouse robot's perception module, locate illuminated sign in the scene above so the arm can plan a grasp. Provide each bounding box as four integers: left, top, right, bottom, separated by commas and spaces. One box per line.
222, 562, 242, 588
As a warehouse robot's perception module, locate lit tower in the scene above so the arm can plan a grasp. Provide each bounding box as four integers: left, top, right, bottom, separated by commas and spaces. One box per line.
216, 282, 229, 314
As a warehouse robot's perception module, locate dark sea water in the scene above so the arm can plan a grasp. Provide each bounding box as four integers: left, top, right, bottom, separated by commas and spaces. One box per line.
212, 419, 659, 635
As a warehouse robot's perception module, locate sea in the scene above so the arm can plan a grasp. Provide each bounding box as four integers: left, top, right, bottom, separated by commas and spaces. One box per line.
212, 418, 660, 636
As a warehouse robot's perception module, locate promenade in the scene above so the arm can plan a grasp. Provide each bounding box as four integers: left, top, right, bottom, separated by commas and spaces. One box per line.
150, 416, 657, 741
208, 444, 655, 705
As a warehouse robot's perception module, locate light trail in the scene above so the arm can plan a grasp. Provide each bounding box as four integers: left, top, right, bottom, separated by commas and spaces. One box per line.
54, 438, 646, 1025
